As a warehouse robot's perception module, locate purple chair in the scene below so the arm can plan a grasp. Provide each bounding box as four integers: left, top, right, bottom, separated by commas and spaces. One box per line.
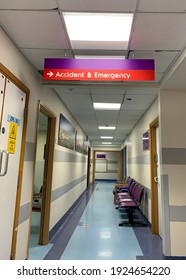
118, 185, 147, 226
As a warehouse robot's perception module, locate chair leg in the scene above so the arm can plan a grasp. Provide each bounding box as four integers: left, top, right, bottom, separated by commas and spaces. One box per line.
119, 207, 132, 226
119, 207, 147, 227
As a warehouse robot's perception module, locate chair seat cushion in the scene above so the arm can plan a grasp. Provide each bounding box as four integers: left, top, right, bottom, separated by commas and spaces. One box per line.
119, 200, 138, 207
117, 194, 132, 201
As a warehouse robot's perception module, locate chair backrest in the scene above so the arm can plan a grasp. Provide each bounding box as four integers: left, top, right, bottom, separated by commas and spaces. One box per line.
130, 182, 138, 195
128, 181, 136, 193
126, 176, 130, 182
128, 177, 135, 188
123, 176, 128, 183
133, 185, 144, 204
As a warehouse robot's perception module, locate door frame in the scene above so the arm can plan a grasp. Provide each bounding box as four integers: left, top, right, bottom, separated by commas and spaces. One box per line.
120, 146, 127, 181
33, 102, 56, 245
149, 116, 159, 234
86, 147, 91, 187
0, 63, 30, 259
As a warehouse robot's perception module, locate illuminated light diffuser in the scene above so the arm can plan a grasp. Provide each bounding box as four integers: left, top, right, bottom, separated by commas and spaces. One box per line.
63, 12, 133, 49
93, 103, 121, 110
99, 126, 115, 130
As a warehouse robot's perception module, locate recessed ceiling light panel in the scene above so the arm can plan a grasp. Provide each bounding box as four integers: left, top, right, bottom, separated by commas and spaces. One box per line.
93, 103, 121, 110
63, 12, 133, 50
99, 126, 115, 130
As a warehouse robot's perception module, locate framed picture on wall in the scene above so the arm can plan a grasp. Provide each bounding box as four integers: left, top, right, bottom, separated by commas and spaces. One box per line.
83, 139, 89, 155
75, 131, 84, 153
58, 114, 75, 150
96, 154, 106, 158
143, 130, 149, 151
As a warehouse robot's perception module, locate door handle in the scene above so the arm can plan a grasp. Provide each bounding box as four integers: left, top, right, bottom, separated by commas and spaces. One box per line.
154, 176, 158, 183
0, 149, 9, 176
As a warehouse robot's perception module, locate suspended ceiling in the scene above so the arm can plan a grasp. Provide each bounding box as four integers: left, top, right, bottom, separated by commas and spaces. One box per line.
0, 0, 186, 146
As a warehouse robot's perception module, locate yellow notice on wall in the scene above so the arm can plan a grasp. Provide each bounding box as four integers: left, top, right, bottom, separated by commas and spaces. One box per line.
7, 122, 18, 154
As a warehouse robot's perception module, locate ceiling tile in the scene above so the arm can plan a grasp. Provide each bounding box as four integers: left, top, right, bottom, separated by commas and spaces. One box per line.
73, 110, 95, 116
119, 110, 144, 119
58, 0, 138, 12
130, 13, 186, 50
91, 87, 125, 95
21, 49, 74, 70
60, 94, 93, 110
0, 10, 69, 49
138, 0, 186, 12
95, 113, 119, 123
0, 0, 57, 9
125, 88, 158, 95
128, 50, 179, 73
91, 94, 124, 103
55, 87, 91, 94
121, 103, 148, 110
124, 93, 156, 104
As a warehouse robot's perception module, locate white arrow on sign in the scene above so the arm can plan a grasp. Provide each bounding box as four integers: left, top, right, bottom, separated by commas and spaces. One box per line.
47, 71, 54, 77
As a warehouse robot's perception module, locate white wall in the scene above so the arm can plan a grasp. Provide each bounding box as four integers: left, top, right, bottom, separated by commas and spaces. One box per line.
121, 98, 158, 221
0, 27, 88, 259
159, 89, 186, 256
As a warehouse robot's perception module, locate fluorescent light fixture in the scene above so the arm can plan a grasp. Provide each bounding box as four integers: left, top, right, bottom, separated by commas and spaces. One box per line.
99, 126, 115, 130
63, 12, 133, 49
93, 103, 121, 110
102, 142, 112, 145
101, 136, 113, 139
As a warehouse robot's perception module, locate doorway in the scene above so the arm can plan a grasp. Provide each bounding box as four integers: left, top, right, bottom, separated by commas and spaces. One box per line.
0, 64, 29, 260
30, 111, 48, 246
30, 102, 56, 249
150, 117, 162, 235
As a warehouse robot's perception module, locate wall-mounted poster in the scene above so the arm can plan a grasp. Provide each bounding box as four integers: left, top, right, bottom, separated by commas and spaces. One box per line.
58, 114, 75, 150
143, 130, 149, 151
83, 139, 89, 155
96, 154, 106, 159
75, 131, 84, 153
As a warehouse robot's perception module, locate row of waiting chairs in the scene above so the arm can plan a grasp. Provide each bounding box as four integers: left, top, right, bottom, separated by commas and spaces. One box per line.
115, 179, 147, 226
